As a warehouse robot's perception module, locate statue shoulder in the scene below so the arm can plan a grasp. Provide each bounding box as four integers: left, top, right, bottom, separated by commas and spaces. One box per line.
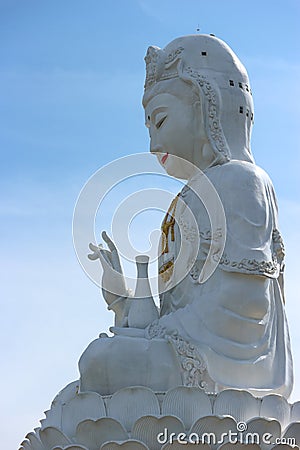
184, 160, 278, 239
185, 161, 276, 213
206, 160, 274, 192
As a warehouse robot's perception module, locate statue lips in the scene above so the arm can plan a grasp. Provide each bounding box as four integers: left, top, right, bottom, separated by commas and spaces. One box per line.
161, 153, 169, 164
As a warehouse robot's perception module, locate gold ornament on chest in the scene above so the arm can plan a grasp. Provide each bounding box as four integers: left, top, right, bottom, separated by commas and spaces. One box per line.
159, 194, 180, 282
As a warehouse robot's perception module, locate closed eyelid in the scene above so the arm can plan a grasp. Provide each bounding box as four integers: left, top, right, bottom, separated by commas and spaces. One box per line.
155, 114, 167, 129
150, 106, 167, 123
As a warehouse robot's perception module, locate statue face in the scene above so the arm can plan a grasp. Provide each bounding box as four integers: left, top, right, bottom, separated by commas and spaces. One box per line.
144, 92, 198, 179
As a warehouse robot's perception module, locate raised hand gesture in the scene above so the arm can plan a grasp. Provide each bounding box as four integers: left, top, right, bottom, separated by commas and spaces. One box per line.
88, 231, 129, 325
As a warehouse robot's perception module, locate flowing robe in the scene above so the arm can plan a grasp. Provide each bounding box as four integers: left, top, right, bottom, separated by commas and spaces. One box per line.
156, 160, 293, 397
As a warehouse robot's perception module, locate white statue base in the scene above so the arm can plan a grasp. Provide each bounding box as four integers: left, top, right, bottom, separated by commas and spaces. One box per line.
20, 382, 300, 450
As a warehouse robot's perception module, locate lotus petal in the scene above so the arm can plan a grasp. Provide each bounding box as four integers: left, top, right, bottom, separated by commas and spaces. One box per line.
162, 441, 210, 449
101, 440, 149, 449
61, 391, 106, 438
245, 418, 281, 449
291, 402, 300, 422
41, 381, 80, 430
214, 390, 260, 422
76, 418, 128, 450
107, 387, 160, 431
132, 415, 184, 450
19, 440, 32, 450
218, 444, 260, 449
162, 386, 212, 429
260, 395, 291, 428
25, 432, 44, 450
271, 446, 298, 449
189, 415, 237, 447
53, 381, 80, 405
283, 422, 300, 447
40, 419, 48, 430
42, 408, 62, 430
39, 427, 71, 449
52, 446, 89, 450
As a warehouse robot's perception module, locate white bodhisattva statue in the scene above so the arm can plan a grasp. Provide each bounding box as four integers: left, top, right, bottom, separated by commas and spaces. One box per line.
81, 34, 293, 398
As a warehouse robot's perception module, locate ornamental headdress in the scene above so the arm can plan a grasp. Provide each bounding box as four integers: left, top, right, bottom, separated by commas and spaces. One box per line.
143, 34, 255, 164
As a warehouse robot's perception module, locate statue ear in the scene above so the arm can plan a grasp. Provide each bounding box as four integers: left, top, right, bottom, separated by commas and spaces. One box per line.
193, 100, 214, 168
193, 100, 204, 139
193, 100, 205, 139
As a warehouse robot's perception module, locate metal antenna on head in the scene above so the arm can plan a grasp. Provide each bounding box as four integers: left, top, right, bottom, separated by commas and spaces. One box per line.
196, 24, 200, 33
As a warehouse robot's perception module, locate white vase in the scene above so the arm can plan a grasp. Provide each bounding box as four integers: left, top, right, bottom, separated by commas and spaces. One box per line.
127, 255, 159, 328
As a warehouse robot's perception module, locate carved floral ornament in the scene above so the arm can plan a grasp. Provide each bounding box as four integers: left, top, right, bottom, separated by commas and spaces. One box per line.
145, 324, 209, 389
144, 45, 185, 89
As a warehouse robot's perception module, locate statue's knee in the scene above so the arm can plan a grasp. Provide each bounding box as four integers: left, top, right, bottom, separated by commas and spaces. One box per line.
79, 335, 182, 395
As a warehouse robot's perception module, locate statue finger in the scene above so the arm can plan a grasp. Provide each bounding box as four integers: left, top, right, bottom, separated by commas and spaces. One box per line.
99, 248, 113, 265
88, 242, 102, 260
102, 231, 122, 273
89, 242, 101, 252
88, 252, 99, 260
98, 248, 113, 267
102, 231, 117, 251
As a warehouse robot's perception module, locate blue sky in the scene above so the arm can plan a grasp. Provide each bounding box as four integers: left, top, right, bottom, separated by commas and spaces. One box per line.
0, 1, 299, 448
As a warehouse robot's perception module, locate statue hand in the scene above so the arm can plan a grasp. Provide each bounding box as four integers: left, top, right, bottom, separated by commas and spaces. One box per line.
88, 231, 129, 312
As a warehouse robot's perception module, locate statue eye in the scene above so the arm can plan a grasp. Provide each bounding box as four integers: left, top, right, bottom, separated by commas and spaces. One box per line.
155, 115, 167, 129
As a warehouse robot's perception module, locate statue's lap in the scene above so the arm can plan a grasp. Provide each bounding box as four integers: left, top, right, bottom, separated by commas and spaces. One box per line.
79, 335, 183, 395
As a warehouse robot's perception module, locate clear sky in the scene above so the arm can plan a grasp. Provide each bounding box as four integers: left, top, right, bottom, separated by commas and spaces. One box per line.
0, 1, 299, 448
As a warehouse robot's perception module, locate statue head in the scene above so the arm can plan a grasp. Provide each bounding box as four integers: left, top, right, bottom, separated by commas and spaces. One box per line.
142, 34, 254, 179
